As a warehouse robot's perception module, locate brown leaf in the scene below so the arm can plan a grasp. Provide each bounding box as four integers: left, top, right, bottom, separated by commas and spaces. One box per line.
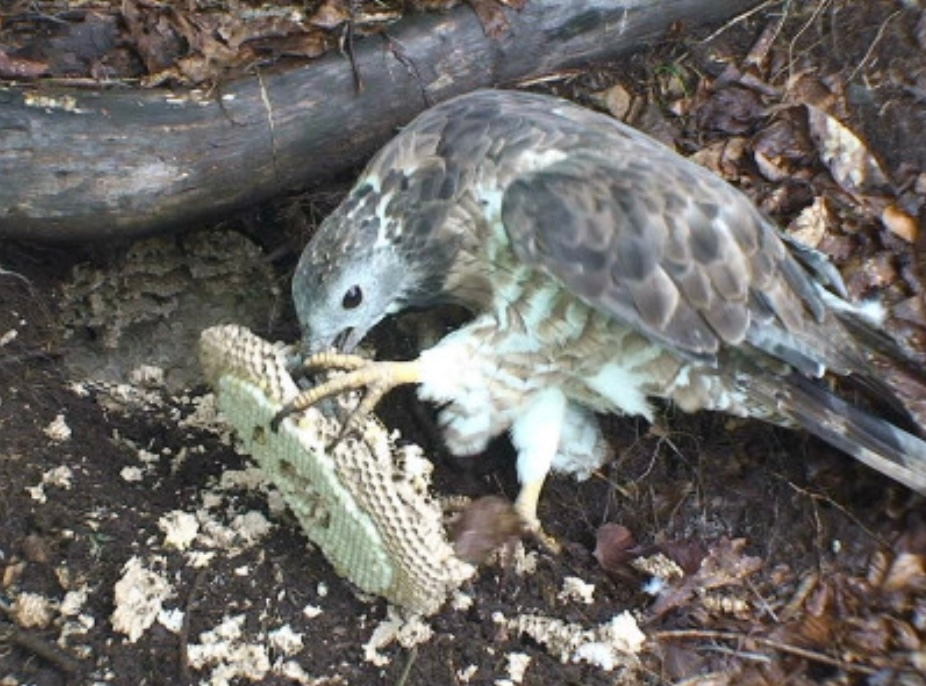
466, 0, 512, 38
787, 196, 831, 248
785, 71, 836, 110
845, 616, 891, 654
122, 0, 188, 74
794, 613, 836, 647
690, 138, 748, 181
753, 115, 814, 168
693, 538, 763, 591
805, 104, 891, 197
656, 539, 708, 575
0, 50, 48, 79
591, 84, 634, 121
649, 538, 762, 616
754, 150, 789, 183
450, 496, 523, 564
658, 641, 710, 682
694, 87, 765, 135
881, 552, 926, 593
311, 0, 351, 29
593, 523, 637, 573
881, 204, 919, 243
248, 32, 330, 60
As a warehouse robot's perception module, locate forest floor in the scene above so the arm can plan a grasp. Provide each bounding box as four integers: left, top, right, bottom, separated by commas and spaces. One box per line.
2, 1, 926, 684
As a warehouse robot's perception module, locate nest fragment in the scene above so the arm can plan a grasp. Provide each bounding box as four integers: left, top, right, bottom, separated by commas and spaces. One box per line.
199, 324, 473, 614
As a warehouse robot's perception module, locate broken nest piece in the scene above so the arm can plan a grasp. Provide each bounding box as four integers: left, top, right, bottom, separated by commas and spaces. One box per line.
199, 324, 474, 615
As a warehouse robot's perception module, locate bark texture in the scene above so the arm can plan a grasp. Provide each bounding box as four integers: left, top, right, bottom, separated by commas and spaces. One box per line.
0, 0, 759, 240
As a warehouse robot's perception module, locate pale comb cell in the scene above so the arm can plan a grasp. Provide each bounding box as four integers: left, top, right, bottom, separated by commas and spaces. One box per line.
198, 324, 474, 614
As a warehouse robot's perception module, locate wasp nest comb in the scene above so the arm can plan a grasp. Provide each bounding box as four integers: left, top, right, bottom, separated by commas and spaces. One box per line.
199, 325, 474, 614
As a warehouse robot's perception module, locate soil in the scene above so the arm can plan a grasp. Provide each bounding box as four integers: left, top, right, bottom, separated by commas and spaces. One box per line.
2, 1, 926, 685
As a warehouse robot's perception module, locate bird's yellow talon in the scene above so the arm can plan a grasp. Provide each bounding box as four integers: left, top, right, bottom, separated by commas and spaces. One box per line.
271, 356, 422, 431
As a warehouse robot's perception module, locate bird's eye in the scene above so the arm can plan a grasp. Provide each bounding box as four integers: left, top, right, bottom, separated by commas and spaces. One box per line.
342, 285, 363, 310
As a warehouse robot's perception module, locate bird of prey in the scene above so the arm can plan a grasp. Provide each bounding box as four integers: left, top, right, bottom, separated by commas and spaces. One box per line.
275, 89, 926, 535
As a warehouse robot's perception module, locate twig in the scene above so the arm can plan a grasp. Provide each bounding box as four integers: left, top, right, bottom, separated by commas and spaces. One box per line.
0, 266, 33, 291
744, 0, 791, 67
846, 9, 901, 83
0, 618, 85, 675
779, 477, 887, 547
512, 68, 585, 88
787, 0, 832, 83
395, 645, 418, 686
179, 570, 208, 683
652, 628, 879, 675
255, 69, 280, 183
697, 0, 780, 45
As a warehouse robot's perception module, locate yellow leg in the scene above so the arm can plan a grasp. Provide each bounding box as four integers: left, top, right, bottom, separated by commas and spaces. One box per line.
271, 355, 422, 432
514, 477, 561, 554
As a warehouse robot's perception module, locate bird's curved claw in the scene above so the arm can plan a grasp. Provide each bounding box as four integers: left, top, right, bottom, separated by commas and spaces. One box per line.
514, 478, 561, 554
522, 518, 562, 555
270, 352, 421, 442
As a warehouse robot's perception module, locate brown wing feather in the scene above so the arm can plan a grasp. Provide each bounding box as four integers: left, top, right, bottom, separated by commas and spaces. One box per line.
365, 88, 859, 375
499, 146, 853, 375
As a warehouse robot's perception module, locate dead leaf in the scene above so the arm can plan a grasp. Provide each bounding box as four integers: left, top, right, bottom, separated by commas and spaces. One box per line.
122, 0, 188, 75
593, 523, 637, 573
694, 538, 763, 591
694, 87, 764, 135
656, 540, 708, 575
690, 138, 747, 181
785, 71, 835, 109
754, 150, 789, 182
753, 115, 814, 167
0, 50, 48, 79
248, 32, 330, 60
787, 196, 831, 248
658, 642, 710, 682
311, 0, 351, 29
881, 552, 926, 593
649, 538, 762, 616
466, 0, 512, 38
450, 496, 523, 564
805, 104, 891, 197
592, 84, 634, 121
881, 204, 919, 243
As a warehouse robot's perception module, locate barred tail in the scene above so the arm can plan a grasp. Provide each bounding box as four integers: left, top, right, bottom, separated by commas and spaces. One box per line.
783, 375, 926, 494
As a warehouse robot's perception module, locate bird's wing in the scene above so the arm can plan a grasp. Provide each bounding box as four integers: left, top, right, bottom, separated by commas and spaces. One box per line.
500, 149, 855, 376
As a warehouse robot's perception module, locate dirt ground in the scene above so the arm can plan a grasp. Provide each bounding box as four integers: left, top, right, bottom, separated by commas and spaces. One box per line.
2, 1, 926, 684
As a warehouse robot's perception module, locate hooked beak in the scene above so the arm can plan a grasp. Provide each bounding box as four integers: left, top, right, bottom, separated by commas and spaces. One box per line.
302, 326, 366, 356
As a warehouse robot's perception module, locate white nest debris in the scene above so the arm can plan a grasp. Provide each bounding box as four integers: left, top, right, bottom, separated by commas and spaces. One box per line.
43, 413, 72, 442
187, 614, 271, 686
558, 575, 596, 605
502, 652, 532, 684
496, 611, 645, 672
26, 465, 74, 503
128, 364, 165, 387
111, 556, 174, 643
11, 592, 55, 629
268, 624, 304, 655
362, 607, 433, 667
159, 510, 200, 550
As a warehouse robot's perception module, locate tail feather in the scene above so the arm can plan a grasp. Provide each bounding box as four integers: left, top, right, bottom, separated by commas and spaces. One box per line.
780, 375, 926, 494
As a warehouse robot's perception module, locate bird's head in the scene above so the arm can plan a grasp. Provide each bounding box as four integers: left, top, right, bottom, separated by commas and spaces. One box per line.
291, 181, 460, 355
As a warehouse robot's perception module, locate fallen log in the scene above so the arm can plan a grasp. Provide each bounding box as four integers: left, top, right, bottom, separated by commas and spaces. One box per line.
0, 0, 759, 240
